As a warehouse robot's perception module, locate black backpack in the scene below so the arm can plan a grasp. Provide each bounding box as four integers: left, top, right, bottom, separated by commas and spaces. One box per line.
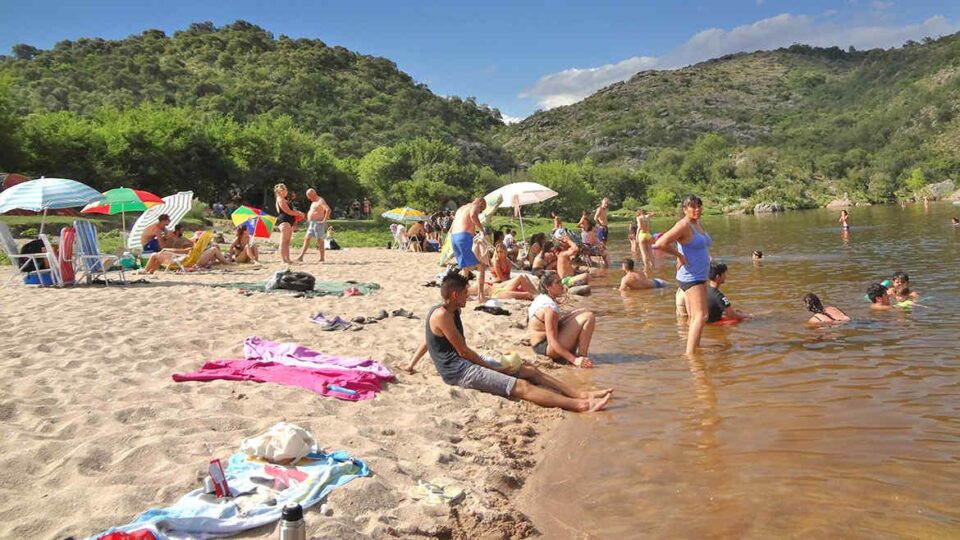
266, 270, 316, 292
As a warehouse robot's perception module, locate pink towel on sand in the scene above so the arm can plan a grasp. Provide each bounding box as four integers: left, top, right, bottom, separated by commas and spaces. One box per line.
172, 337, 394, 400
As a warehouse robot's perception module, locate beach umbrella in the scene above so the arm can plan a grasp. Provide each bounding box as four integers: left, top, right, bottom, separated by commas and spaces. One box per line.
483, 181, 558, 240
0, 177, 104, 234
231, 205, 276, 238
82, 188, 164, 244
127, 191, 194, 252
381, 207, 427, 222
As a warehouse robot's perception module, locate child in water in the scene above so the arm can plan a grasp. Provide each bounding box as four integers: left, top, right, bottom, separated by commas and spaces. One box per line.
838, 210, 850, 230
887, 272, 919, 303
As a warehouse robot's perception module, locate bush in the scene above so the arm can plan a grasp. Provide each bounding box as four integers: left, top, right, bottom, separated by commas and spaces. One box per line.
21, 227, 37, 238
648, 190, 678, 211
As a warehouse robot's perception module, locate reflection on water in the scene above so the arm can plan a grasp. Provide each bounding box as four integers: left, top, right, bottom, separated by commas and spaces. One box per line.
524, 204, 960, 538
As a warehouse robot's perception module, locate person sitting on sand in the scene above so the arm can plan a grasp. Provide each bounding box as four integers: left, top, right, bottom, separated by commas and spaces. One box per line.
394, 273, 611, 412
406, 220, 427, 252
166, 224, 194, 249
532, 241, 557, 272
528, 272, 597, 368
229, 224, 259, 263
524, 233, 546, 270
556, 236, 590, 287
141, 214, 171, 252
295, 189, 331, 263
803, 293, 849, 325
887, 271, 920, 303
551, 212, 563, 233
491, 231, 512, 282
580, 222, 609, 267
704, 262, 751, 323
619, 258, 667, 291
867, 283, 892, 310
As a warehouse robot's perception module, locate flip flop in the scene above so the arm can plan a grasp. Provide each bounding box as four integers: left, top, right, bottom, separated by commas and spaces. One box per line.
409, 478, 465, 506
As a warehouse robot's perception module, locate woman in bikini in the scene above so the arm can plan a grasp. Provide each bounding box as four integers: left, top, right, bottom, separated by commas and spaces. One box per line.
230, 224, 259, 263
527, 272, 596, 368
803, 293, 850, 325
636, 209, 656, 276
274, 183, 304, 264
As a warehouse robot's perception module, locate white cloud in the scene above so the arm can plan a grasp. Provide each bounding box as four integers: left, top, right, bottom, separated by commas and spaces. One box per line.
500, 113, 524, 125
520, 13, 956, 110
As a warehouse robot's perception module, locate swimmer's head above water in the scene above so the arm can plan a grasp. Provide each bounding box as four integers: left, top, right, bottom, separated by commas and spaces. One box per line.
867, 283, 889, 304
752, 250, 763, 260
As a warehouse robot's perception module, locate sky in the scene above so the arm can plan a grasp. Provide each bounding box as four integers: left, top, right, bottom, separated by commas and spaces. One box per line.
1, 0, 958, 122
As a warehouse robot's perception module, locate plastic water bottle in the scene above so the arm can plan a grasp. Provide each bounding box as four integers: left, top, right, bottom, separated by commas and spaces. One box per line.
279, 503, 306, 540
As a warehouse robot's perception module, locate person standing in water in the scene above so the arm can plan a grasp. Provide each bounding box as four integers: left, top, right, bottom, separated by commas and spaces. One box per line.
655, 195, 712, 356
635, 209, 657, 276
838, 210, 850, 230
594, 198, 610, 245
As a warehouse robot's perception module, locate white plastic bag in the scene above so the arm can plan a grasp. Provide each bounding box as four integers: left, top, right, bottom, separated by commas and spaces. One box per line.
240, 422, 319, 464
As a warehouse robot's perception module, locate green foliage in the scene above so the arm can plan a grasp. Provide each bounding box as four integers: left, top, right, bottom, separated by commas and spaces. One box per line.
905, 168, 927, 193
648, 189, 679, 211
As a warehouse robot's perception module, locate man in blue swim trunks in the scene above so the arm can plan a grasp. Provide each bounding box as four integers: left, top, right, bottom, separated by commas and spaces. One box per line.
140, 214, 171, 253
449, 198, 488, 302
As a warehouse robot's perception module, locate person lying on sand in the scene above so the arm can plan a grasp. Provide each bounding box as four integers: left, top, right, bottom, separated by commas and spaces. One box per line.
619, 258, 667, 291
394, 273, 611, 412
528, 272, 597, 368
470, 274, 538, 301
143, 242, 229, 273
803, 293, 849, 325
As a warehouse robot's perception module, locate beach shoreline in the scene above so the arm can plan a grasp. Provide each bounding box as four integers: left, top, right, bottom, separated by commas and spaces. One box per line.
0, 246, 575, 539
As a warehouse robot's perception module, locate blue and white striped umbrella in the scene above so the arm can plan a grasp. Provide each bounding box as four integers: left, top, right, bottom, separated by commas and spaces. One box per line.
0, 177, 104, 213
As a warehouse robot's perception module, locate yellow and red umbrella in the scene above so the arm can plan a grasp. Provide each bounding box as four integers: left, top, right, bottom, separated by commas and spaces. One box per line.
231, 205, 276, 238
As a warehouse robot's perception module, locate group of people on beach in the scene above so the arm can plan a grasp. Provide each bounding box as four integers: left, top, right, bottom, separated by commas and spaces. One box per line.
398, 193, 936, 415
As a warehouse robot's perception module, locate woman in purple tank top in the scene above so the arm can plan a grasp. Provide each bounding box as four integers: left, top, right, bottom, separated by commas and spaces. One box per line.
655, 194, 712, 356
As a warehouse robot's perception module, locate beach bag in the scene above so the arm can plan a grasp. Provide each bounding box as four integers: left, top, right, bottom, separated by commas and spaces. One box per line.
265, 270, 316, 291
240, 422, 319, 465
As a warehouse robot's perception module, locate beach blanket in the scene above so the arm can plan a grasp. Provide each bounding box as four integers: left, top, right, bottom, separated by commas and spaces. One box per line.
214, 280, 380, 297
172, 337, 393, 400
244, 336, 394, 380
90, 450, 369, 540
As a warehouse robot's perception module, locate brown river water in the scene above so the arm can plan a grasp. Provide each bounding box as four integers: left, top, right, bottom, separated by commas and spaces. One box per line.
522, 203, 960, 539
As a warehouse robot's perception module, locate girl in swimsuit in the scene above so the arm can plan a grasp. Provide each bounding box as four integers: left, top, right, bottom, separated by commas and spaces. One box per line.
274, 183, 304, 264
635, 209, 656, 276
527, 272, 596, 368
803, 293, 849, 325
838, 210, 850, 230
230, 224, 259, 263
654, 195, 711, 356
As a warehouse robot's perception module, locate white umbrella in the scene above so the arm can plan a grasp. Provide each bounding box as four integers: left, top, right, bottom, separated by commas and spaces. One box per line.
127, 191, 194, 252
484, 182, 558, 240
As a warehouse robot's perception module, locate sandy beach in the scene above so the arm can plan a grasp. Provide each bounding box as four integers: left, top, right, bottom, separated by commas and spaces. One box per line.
0, 243, 575, 539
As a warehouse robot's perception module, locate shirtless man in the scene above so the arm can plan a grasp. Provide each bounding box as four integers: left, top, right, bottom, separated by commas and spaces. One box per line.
551, 212, 563, 232
619, 258, 667, 291
556, 236, 589, 287
594, 198, 610, 245
867, 283, 892, 310
393, 273, 611, 412
449, 198, 487, 301
296, 189, 331, 263
140, 214, 171, 252
635, 209, 656, 276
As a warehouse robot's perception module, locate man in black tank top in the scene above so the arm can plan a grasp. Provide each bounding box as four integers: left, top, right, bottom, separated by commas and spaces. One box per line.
400, 273, 612, 413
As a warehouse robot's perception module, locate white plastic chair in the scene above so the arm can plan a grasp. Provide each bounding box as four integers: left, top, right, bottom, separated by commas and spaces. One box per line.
38, 234, 63, 287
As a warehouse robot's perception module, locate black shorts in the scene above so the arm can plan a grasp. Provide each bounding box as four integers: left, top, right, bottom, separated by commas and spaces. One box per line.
532, 339, 548, 356
678, 280, 706, 291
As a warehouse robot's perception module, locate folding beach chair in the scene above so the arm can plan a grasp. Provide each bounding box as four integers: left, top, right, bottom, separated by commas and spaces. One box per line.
390, 224, 408, 251
165, 231, 212, 272
38, 234, 63, 287
73, 220, 125, 285
0, 222, 58, 288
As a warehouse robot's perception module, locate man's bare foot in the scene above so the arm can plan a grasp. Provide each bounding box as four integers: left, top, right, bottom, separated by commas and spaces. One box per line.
584, 394, 611, 412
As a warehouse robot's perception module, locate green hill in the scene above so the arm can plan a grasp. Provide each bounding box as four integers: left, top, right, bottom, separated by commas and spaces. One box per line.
500, 35, 960, 209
